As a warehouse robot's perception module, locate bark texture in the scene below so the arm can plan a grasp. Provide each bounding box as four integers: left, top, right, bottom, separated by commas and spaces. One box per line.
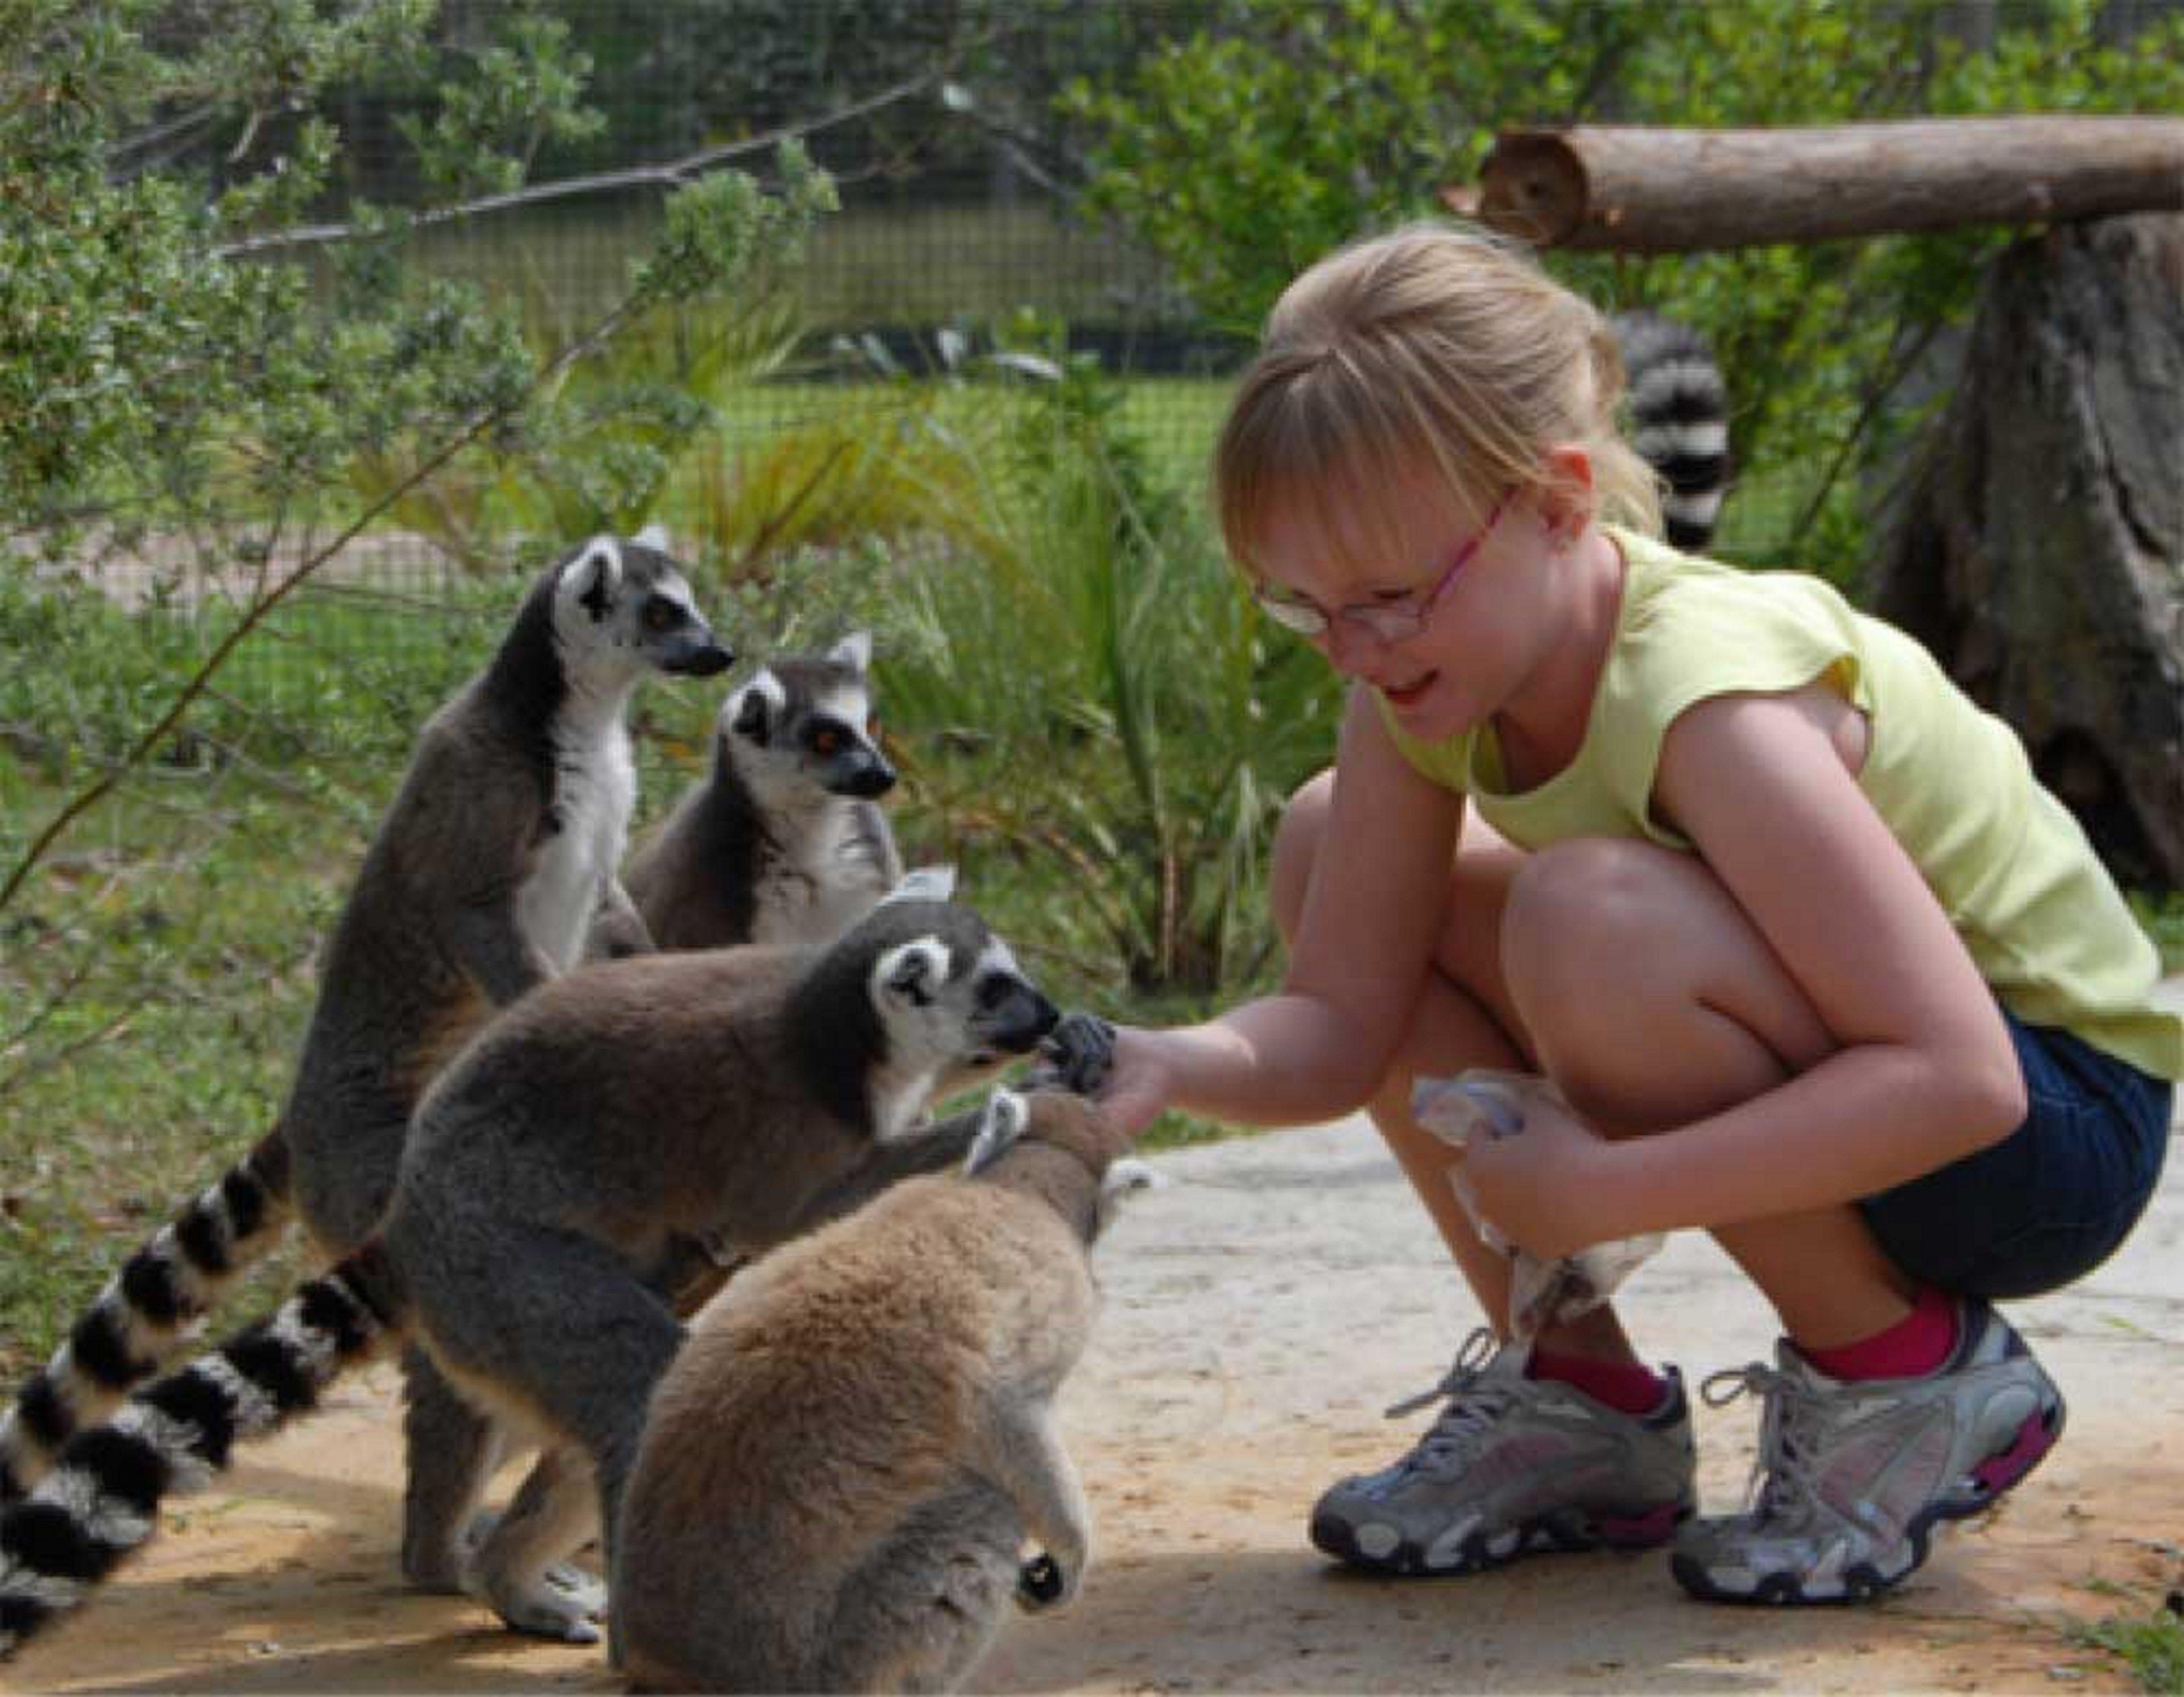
1868, 213, 2184, 889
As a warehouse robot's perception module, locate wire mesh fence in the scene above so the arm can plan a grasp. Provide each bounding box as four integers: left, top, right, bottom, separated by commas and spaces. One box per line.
19, 2, 1250, 689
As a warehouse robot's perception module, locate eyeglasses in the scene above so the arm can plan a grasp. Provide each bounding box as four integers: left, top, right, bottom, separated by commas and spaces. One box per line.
1252, 486, 1513, 643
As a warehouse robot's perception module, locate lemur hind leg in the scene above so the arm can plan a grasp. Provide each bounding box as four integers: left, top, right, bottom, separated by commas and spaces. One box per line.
464, 1443, 606, 1643
399, 1345, 503, 1592
816, 1477, 1024, 1695
405, 1219, 685, 1646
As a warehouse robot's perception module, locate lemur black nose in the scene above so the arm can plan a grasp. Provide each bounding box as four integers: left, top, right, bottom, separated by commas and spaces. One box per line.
678, 637, 734, 676
844, 759, 896, 799
1000, 990, 1061, 1052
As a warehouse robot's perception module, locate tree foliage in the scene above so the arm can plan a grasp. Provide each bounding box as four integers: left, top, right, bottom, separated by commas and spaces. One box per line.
2, 0, 557, 535
1065, 0, 2184, 575
0, 0, 840, 555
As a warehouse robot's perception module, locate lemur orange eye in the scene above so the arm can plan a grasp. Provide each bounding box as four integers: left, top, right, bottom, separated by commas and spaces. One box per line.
812, 728, 843, 756
642, 599, 684, 633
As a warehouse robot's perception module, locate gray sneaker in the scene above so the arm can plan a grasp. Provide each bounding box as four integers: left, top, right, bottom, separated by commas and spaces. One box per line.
1309, 1328, 1696, 1576
1672, 1298, 2065, 1604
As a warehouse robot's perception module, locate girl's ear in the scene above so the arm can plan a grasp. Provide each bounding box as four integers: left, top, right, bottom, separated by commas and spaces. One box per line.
1535, 444, 1598, 549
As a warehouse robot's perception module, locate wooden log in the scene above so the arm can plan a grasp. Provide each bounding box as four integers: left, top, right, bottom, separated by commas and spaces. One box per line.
1455, 118, 2184, 251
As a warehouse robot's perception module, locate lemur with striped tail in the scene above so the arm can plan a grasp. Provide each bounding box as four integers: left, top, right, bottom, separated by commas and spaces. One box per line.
0, 895, 1070, 1665
0, 530, 729, 1595
1610, 309, 1733, 551
621, 630, 904, 952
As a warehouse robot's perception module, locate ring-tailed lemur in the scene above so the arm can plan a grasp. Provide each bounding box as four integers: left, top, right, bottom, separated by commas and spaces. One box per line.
615, 1086, 1149, 1694
1610, 310, 1732, 551
0, 896, 1075, 1665
619, 630, 904, 952
0, 531, 729, 1587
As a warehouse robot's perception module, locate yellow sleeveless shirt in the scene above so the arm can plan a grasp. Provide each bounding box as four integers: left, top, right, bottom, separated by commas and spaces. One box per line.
1380, 527, 2183, 1080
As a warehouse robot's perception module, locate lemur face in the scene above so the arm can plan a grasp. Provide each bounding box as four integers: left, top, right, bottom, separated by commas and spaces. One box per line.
553, 527, 733, 680
721, 631, 894, 802
858, 899, 1059, 1087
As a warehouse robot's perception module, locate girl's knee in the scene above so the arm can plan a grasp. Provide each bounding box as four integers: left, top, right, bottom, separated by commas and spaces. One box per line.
1504, 837, 1831, 1127
1269, 769, 1337, 943
1502, 837, 1678, 1006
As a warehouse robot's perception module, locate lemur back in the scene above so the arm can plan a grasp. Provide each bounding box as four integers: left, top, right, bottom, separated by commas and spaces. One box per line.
614, 1089, 1145, 1695
0, 898, 1077, 1666
0, 530, 728, 1554
1609, 310, 1732, 551
622, 630, 903, 951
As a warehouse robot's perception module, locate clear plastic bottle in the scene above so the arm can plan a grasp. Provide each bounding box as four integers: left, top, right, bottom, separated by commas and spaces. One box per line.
1410, 1070, 1664, 1341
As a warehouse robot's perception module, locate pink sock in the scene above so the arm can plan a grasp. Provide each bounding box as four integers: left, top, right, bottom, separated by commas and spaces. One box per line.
1801, 1286, 1959, 1382
1528, 1349, 1669, 1416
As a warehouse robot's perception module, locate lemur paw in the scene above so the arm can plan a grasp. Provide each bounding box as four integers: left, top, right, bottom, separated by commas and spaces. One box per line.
470, 1556, 607, 1643
1025, 1011, 1117, 1097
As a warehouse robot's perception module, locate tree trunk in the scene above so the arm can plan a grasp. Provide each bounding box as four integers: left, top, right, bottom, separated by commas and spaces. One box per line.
1867, 213, 2184, 890
1455, 119, 2184, 251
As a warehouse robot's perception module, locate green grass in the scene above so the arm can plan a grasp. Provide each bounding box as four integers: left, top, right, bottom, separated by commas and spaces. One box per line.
2070, 1593, 2184, 1694
0, 773, 352, 1381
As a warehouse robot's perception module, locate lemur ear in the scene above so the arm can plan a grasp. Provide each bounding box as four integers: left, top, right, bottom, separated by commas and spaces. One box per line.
874, 937, 951, 1008
726, 670, 785, 744
829, 630, 874, 672
561, 536, 623, 622
880, 864, 956, 906
964, 1088, 1030, 1175
632, 522, 669, 552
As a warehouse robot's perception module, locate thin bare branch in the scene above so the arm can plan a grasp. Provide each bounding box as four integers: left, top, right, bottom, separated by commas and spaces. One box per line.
218, 67, 947, 259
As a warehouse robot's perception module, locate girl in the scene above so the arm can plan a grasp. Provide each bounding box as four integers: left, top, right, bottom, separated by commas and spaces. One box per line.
1092, 222, 2181, 1604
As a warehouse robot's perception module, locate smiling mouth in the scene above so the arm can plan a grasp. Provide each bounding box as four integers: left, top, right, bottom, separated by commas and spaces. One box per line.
1379, 672, 1436, 708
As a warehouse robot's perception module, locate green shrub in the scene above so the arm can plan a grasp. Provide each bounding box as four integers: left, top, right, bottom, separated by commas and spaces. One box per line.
875, 350, 1338, 1000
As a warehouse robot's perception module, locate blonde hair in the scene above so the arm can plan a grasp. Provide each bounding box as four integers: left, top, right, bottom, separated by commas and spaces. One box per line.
1214, 221, 1662, 582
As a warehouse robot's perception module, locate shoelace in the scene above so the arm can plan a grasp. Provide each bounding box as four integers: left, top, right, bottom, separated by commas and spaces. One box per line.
1381, 1327, 1513, 1471
1702, 1361, 1824, 1520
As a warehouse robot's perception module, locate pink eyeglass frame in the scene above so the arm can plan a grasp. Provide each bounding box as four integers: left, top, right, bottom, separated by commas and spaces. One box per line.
1254, 485, 1515, 642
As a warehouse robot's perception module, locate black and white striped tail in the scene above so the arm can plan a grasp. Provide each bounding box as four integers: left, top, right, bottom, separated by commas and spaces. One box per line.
1611, 310, 1732, 551
0, 1129, 292, 1505
0, 1244, 402, 1659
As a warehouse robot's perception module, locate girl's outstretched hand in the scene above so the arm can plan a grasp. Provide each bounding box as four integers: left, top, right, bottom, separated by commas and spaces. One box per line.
1090, 1025, 1177, 1141
1457, 1082, 1616, 1261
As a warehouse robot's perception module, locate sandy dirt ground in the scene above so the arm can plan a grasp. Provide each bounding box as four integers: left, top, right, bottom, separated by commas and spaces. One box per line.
15, 1054, 2184, 1696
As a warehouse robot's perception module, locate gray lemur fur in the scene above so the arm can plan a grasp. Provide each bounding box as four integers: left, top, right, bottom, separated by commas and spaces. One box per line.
614, 1085, 1152, 1695
621, 630, 905, 952
0, 895, 1081, 1666
0, 529, 730, 1590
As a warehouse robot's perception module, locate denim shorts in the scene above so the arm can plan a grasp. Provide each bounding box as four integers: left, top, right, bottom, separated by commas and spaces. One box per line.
1858, 1007, 2174, 1300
